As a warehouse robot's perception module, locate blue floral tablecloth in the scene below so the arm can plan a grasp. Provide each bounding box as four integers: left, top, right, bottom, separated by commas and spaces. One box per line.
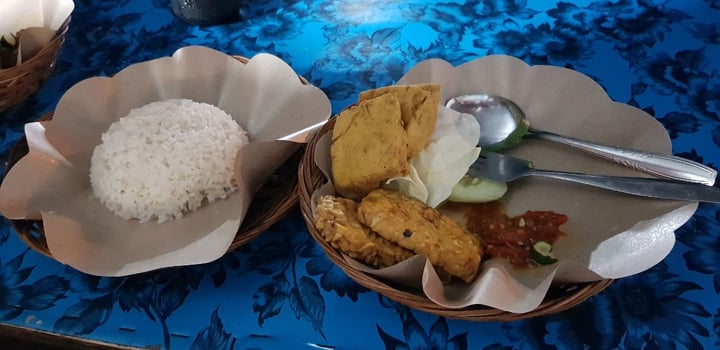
1, 0, 719, 349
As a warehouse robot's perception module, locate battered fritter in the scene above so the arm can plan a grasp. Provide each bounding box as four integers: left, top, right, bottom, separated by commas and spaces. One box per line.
315, 195, 415, 268
357, 189, 483, 283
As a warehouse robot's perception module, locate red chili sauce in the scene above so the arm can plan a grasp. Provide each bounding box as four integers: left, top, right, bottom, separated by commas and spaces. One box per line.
465, 201, 567, 267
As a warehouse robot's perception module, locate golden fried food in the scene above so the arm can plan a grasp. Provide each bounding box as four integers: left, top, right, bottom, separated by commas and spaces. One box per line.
357, 189, 482, 283
331, 93, 409, 200
359, 84, 440, 157
315, 195, 415, 268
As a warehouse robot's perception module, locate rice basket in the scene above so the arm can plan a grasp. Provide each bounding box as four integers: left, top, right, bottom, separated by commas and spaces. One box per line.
6, 55, 305, 258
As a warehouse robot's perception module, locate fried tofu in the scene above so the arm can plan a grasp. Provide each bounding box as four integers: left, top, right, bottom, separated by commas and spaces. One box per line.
330, 93, 409, 200
357, 189, 482, 283
315, 195, 414, 268
359, 84, 440, 157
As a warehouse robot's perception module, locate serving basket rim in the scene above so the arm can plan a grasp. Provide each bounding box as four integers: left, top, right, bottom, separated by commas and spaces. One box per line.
0, 19, 71, 112
297, 116, 613, 321
4, 54, 305, 259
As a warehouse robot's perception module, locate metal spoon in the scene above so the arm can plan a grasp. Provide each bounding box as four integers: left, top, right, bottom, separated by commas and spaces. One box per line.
446, 93, 717, 186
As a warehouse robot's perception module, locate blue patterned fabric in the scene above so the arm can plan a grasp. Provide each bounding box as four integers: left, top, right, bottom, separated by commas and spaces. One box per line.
1, 0, 719, 349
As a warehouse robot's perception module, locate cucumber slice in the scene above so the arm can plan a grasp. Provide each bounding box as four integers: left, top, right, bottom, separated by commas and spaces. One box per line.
531, 241, 558, 265
448, 175, 507, 203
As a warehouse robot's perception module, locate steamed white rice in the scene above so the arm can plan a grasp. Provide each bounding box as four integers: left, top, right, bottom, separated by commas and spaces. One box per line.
89, 99, 249, 223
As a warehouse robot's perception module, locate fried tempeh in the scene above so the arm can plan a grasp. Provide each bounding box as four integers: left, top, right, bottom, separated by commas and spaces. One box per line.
315, 195, 414, 268
359, 84, 440, 157
330, 93, 409, 200
357, 189, 482, 283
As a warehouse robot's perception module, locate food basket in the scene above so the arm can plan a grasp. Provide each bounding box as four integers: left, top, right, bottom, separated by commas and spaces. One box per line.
298, 117, 613, 321
5, 55, 304, 258
0, 20, 69, 112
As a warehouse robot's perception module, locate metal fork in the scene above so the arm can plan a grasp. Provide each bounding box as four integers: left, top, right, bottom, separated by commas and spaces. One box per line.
467, 151, 720, 203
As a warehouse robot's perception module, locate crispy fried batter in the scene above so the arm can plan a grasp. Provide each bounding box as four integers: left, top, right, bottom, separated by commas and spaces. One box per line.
359, 84, 440, 157
330, 94, 409, 200
315, 195, 414, 268
357, 189, 483, 283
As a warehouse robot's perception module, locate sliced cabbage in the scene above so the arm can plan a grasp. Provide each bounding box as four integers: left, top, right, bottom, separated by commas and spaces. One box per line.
385, 106, 481, 208
383, 163, 428, 203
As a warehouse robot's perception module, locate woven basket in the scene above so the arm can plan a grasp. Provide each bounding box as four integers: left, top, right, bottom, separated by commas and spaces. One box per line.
5, 55, 305, 258
298, 117, 613, 321
0, 20, 69, 112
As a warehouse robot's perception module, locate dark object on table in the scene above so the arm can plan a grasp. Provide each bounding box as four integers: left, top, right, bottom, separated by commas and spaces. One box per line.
0, 324, 122, 349
170, 0, 242, 26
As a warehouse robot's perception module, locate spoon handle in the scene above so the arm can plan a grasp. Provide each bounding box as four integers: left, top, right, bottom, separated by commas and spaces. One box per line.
529, 129, 718, 186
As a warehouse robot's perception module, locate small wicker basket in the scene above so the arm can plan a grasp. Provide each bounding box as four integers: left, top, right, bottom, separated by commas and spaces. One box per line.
298, 117, 613, 321
0, 20, 70, 112
5, 55, 305, 258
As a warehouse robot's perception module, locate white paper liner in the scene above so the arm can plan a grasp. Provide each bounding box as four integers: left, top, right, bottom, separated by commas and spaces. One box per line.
0, 0, 72, 67
309, 55, 697, 313
0, 46, 331, 277
0, 0, 74, 37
